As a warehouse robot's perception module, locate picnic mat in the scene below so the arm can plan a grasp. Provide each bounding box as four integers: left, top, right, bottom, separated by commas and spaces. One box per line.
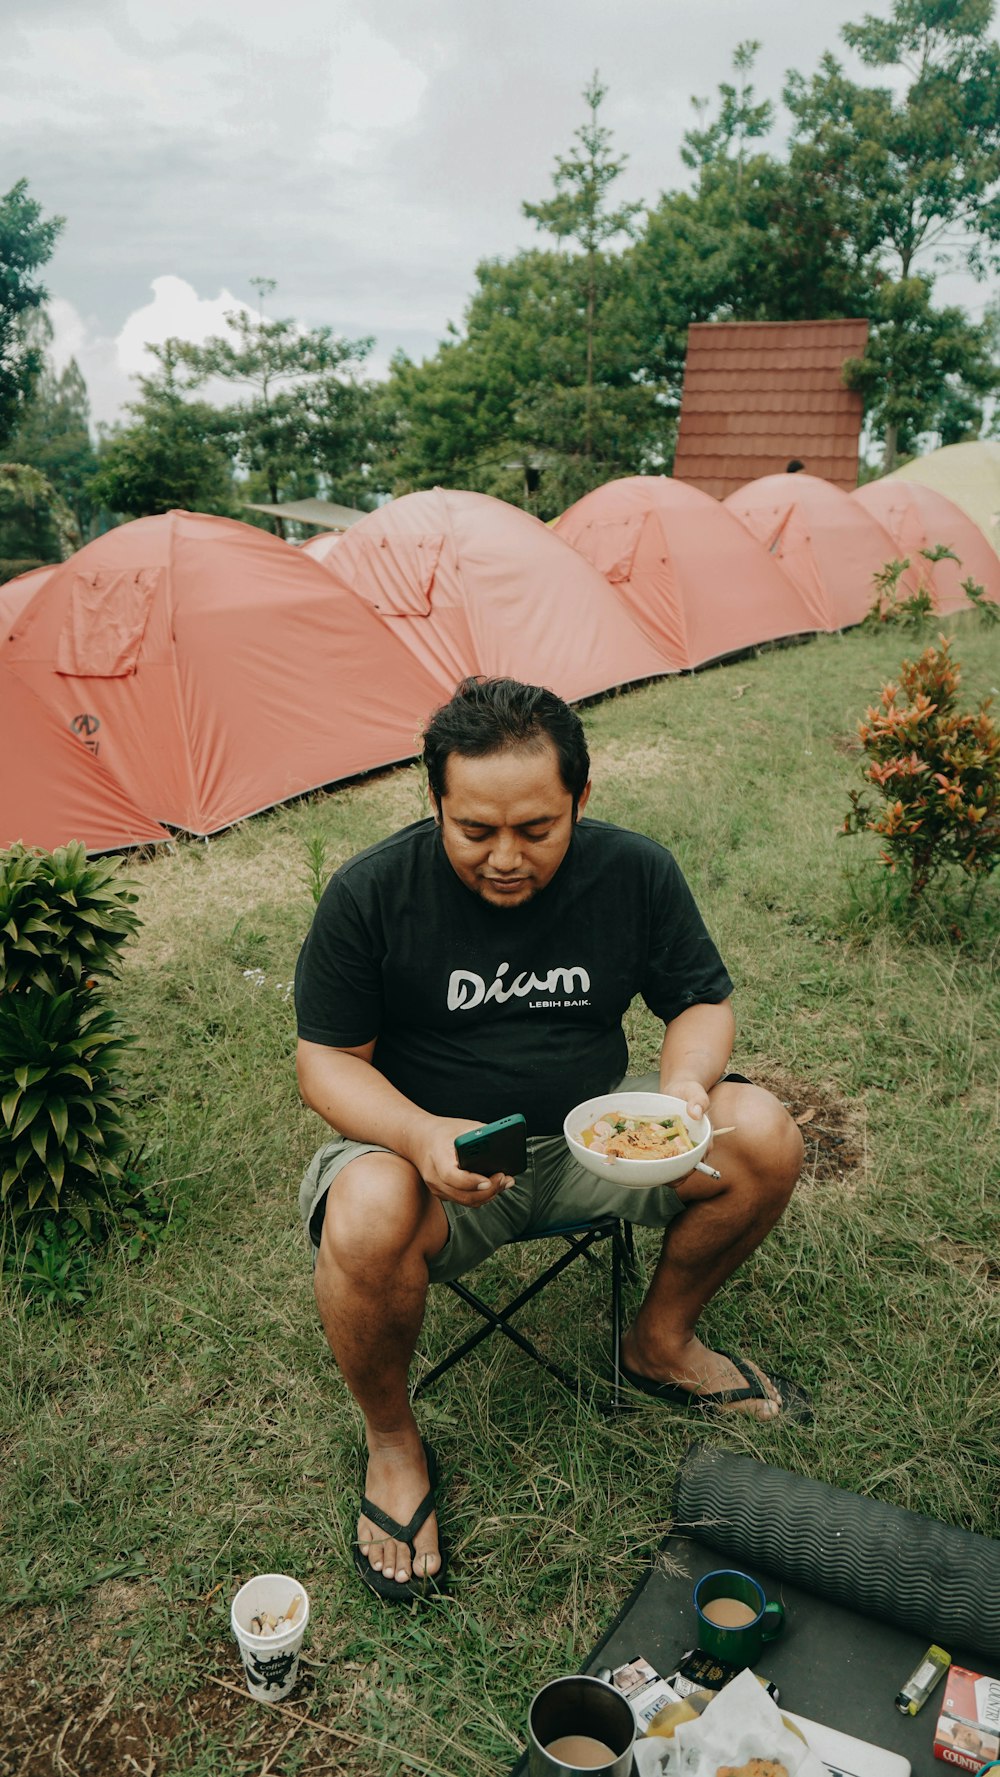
508, 1533, 987, 1775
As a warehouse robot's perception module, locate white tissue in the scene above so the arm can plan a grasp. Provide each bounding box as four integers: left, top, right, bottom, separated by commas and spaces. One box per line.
634, 1668, 827, 1777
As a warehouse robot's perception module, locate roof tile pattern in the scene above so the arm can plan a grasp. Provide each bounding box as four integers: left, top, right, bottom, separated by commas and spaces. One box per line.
674, 320, 869, 498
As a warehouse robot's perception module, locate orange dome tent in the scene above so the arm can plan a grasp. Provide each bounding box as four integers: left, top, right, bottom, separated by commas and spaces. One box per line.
1, 660, 169, 853
852, 479, 999, 615
1, 564, 54, 636
309, 487, 671, 700
553, 476, 818, 670
300, 532, 344, 565
724, 472, 913, 631
2, 510, 443, 837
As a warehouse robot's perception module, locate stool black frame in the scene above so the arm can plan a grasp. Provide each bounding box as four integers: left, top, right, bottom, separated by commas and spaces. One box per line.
412, 1215, 638, 1415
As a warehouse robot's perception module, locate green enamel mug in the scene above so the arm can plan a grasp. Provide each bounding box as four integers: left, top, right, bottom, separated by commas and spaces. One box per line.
693, 1568, 784, 1667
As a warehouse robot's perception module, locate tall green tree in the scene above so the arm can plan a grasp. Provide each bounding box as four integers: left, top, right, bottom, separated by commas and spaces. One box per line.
523, 72, 643, 465
0, 181, 64, 450
787, 0, 1000, 281
89, 341, 235, 520
171, 278, 377, 530
626, 44, 875, 403
8, 315, 97, 544
785, 0, 1000, 464
375, 247, 669, 516
0, 463, 74, 581
843, 276, 998, 456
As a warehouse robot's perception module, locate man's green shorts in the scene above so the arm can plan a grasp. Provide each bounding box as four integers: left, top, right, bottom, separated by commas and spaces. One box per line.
298, 1072, 687, 1284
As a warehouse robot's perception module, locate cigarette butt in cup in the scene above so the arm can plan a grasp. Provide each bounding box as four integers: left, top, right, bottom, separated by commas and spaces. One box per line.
231, 1574, 309, 1703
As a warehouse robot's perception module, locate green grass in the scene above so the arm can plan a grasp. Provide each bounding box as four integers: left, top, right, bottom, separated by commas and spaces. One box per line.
2, 615, 998, 1774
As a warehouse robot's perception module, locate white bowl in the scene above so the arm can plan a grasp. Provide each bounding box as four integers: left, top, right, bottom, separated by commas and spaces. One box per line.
563, 1091, 711, 1188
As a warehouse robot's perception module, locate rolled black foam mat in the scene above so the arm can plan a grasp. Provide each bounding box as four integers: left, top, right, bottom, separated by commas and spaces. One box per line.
673, 1444, 1000, 1660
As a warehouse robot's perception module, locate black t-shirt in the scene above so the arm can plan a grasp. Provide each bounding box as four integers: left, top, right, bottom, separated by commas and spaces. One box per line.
294, 817, 733, 1137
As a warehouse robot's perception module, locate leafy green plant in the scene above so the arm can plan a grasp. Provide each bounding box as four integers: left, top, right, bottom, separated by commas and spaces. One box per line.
7, 1215, 92, 1310
103, 1155, 175, 1262
963, 576, 1000, 628
2, 1151, 175, 1308
842, 635, 1000, 899
300, 830, 330, 907
0, 989, 135, 1225
863, 548, 949, 629
0, 841, 140, 995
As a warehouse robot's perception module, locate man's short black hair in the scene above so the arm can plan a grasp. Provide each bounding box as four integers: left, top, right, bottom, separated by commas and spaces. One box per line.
785, 458, 805, 473
423, 677, 590, 807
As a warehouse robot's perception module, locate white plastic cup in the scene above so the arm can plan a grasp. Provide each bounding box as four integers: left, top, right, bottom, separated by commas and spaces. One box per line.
231, 1574, 309, 1702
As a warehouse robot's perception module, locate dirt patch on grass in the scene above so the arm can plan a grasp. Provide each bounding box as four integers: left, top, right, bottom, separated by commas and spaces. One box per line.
0, 1680, 177, 1777
0, 1665, 384, 1777
753, 1064, 866, 1189
83, 1579, 160, 1652
589, 737, 681, 781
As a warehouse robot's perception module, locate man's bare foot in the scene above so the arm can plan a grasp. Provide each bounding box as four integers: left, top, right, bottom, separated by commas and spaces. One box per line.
357, 1431, 442, 1585
621, 1332, 783, 1420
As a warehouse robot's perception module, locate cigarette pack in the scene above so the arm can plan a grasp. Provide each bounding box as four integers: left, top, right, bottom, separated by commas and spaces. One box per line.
608, 1655, 683, 1732
933, 1665, 1000, 1772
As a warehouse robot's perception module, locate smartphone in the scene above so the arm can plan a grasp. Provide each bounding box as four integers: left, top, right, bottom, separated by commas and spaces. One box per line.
454, 1114, 527, 1177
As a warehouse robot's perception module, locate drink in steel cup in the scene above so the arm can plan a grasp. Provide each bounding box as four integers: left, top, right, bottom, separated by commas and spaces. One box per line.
528, 1674, 637, 1775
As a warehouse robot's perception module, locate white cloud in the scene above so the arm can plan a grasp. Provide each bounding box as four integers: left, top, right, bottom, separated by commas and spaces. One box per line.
114, 275, 250, 377
42, 280, 256, 427
45, 298, 127, 429
47, 298, 88, 374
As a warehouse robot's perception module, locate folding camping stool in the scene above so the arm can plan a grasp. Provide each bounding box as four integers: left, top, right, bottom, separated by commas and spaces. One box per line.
412, 1215, 638, 1415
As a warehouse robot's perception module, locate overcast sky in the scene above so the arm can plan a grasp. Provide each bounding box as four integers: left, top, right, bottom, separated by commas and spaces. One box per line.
4, 0, 998, 425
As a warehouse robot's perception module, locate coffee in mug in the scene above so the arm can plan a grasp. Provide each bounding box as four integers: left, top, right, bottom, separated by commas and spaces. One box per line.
701, 1595, 758, 1629
692, 1567, 784, 1668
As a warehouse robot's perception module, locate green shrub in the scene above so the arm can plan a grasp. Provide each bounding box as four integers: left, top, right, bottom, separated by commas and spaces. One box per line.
0, 841, 141, 1232
2, 1156, 174, 1309
0, 989, 135, 1225
864, 546, 1000, 631
963, 576, 1000, 627
0, 841, 141, 995
842, 635, 1000, 899
864, 548, 944, 629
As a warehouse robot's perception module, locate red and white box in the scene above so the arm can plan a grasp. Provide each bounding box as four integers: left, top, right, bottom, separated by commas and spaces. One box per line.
933, 1665, 1000, 1772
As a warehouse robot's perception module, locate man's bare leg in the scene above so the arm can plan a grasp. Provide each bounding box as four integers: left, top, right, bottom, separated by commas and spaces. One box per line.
314, 1152, 449, 1584
620, 1083, 804, 1420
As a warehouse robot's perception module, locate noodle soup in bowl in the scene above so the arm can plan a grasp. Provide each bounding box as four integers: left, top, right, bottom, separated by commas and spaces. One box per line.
563, 1091, 711, 1189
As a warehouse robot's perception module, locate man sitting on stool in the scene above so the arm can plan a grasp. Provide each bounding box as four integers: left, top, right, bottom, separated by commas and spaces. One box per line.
295, 677, 808, 1601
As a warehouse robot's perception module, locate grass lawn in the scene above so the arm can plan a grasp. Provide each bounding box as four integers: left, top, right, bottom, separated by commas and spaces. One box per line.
2, 614, 998, 1775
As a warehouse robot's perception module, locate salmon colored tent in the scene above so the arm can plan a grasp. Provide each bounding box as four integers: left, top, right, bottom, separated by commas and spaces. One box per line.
300, 532, 344, 565
888, 441, 1000, 556
1, 565, 54, 636
310, 486, 671, 700
553, 476, 818, 670
852, 480, 1000, 614
1, 510, 443, 837
724, 472, 913, 631
1, 661, 169, 853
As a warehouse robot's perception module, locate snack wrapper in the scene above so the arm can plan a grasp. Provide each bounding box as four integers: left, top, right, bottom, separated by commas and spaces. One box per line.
634, 1668, 827, 1777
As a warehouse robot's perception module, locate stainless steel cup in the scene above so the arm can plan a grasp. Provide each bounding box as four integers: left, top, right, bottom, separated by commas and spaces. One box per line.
527, 1675, 636, 1776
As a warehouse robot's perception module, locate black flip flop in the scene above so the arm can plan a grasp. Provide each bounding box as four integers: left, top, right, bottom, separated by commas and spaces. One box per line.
620, 1350, 814, 1424
354, 1441, 449, 1604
